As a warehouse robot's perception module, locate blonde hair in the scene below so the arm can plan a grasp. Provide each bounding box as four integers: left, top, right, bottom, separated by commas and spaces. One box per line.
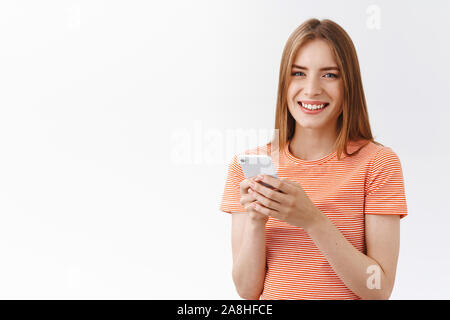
271, 18, 382, 160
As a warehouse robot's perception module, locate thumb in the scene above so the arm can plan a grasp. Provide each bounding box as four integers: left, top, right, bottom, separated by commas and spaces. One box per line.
281, 178, 302, 190
281, 178, 298, 185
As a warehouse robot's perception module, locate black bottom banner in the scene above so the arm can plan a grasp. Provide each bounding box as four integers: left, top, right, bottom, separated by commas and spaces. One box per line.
0, 300, 446, 318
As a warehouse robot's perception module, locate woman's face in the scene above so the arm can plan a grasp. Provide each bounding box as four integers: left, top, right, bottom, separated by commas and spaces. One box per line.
287, 39, 344, 133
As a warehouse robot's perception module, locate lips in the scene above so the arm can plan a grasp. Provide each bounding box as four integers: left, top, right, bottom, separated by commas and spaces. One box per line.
298, 100, 329, 105
297, 101, 330, 110
296, 100, 329, 115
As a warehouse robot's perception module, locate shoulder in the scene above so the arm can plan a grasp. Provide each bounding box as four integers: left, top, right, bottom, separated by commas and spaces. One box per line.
367, 143, 403, 171
342, 140, 404, 180
364, 143, 405, 191
348, 140, 401, 165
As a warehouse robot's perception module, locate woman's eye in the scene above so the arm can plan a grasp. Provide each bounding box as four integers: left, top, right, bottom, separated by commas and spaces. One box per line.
324, 73, 338, 78
292, 72, 305, 76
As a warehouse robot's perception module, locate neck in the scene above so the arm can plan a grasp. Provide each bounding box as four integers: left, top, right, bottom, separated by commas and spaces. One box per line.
289, 124, 338, 161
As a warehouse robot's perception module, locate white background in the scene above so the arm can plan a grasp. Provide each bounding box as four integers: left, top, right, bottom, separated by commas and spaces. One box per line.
0, 0, 449, 299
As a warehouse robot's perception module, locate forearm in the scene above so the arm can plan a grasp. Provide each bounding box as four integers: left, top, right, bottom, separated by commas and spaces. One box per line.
305, 210, 392, 300
232, 218, 266, 300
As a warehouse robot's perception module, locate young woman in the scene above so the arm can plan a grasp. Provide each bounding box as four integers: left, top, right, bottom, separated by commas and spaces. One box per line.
219, 18, 408, 300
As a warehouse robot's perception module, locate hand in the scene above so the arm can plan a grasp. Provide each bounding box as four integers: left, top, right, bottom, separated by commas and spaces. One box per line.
248, 174, 324, 231
239, 177, 269, 223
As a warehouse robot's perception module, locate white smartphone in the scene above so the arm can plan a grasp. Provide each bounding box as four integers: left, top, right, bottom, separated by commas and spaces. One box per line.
238, 154, 278, 189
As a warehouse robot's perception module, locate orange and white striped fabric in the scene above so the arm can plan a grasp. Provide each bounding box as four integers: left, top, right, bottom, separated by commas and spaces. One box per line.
219, 139, 408, 300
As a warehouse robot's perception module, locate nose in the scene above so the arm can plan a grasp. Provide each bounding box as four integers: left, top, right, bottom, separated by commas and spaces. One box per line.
303, 77, 322, 96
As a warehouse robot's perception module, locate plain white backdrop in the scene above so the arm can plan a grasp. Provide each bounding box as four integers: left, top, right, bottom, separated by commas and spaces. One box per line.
0, 0, 449, 299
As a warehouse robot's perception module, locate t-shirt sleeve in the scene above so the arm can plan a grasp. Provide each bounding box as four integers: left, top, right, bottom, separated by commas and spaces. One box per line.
364, 146, 408, 219
219, 155, 247, 214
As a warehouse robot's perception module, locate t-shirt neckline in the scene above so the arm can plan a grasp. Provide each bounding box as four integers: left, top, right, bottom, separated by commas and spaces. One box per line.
283, 140, 337, 166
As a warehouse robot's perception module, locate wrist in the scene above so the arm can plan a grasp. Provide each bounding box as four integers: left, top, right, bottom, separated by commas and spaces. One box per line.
247, 216, 268, 229
304, 208, 329, 236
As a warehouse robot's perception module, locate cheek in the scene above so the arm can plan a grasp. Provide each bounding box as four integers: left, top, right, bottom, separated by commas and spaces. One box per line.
286, 84, 298, 111
325, 82, 343, 103
286, 83, 296, 100
287, 79, 303, 95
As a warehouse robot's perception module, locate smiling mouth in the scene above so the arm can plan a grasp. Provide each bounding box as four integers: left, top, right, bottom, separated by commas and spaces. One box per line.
297, 101, 329, 110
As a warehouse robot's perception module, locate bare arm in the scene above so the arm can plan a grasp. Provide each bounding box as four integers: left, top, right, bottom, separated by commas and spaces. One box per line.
306, 212, 400, 299
230, 177, 271, 300
231, 213, 266, 299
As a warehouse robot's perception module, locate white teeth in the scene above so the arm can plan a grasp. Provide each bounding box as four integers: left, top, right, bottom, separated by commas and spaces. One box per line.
300, 102, 326, 110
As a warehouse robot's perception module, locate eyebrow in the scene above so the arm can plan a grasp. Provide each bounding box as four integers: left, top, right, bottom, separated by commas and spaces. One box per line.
292, 64, 340, 71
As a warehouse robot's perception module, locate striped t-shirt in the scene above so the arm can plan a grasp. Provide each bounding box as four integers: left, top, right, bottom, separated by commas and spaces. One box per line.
219, 139, 408, 300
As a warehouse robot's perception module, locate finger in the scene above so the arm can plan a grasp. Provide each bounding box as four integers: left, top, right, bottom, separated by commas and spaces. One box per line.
249, 187, 281, 211
239, 192, 257, 207
252, 201, 279, 218
239, 179, 250, 195
239, 177, 258, 195
257, 175, 295, 195
243, 201, 255, 212
244, 200, 265, 215
281, 178, 301, 187
250, 178, 288, 204
257, 180, 282, 193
